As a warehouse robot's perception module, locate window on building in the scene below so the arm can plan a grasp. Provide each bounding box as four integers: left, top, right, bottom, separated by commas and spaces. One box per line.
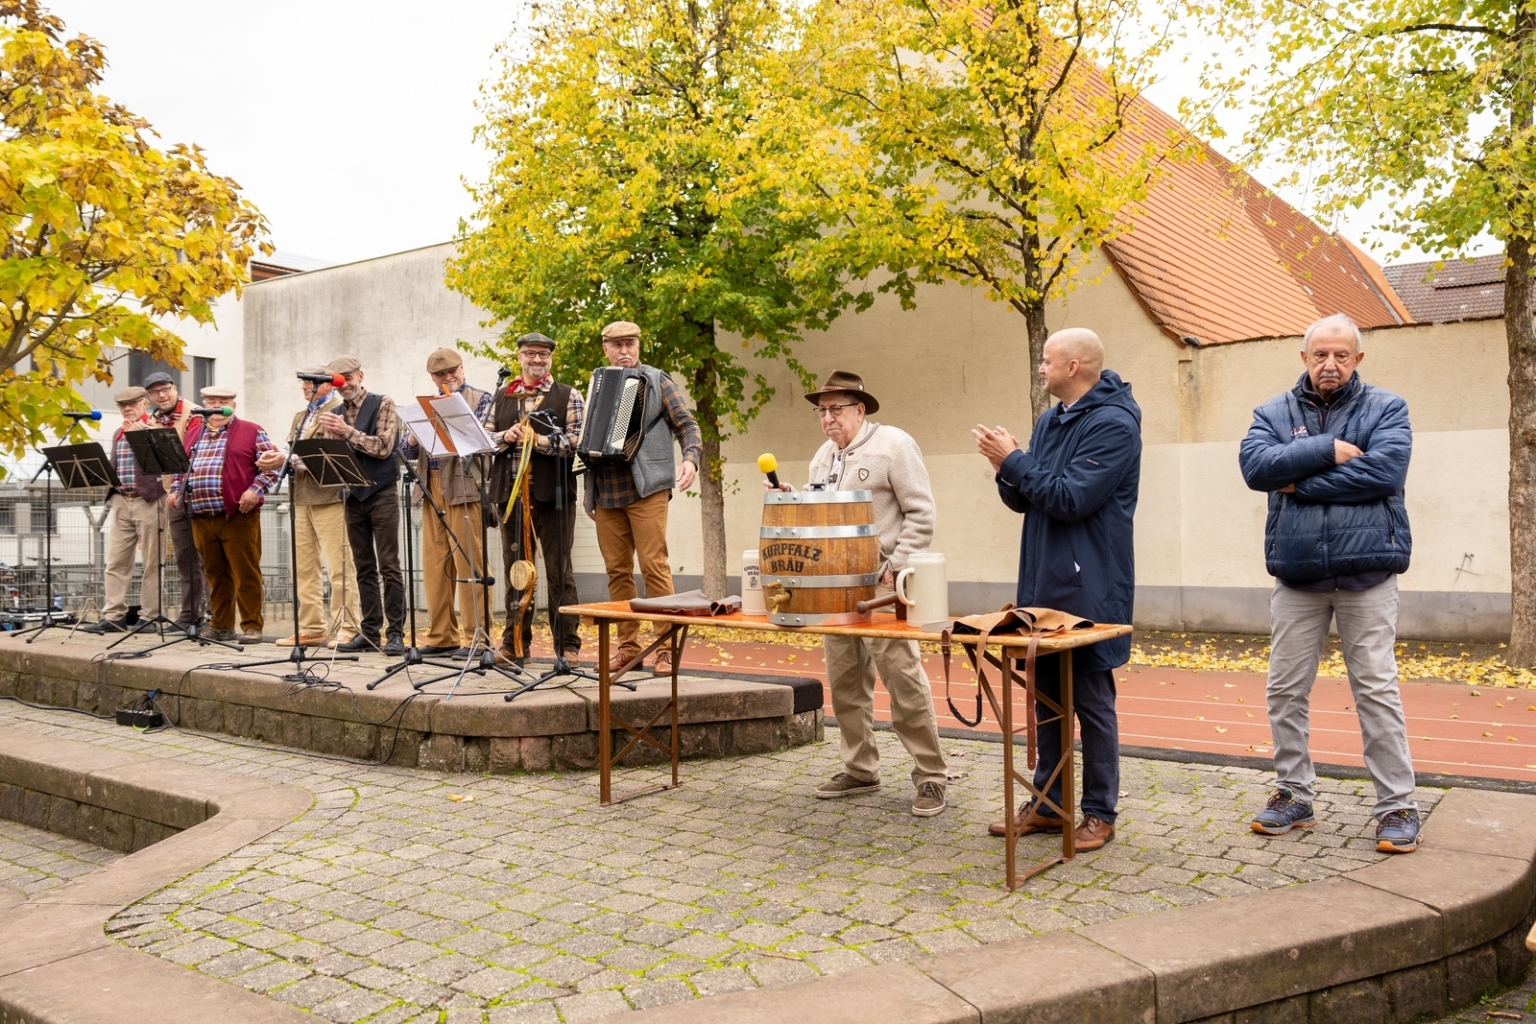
0, 504, 13, 532
193, 357, 215, 397
128, 352, 180, 391
28, 501, 54, 535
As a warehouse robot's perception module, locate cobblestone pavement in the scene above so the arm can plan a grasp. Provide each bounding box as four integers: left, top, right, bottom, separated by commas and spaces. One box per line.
0, 817, 124, 911
1430, 962, 1535, 1022
0, 700, 1445, 1024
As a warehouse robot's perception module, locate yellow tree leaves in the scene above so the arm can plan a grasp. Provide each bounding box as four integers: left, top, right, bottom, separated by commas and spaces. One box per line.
0, 1, 266, 463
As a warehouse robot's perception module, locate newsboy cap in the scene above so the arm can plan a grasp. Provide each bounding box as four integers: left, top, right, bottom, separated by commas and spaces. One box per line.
142, 371, 176, 389
803, 369, 879, 415
601, 321, 641, 342
200, 386, 237, 401
426, 348, 463, 373
516, 332, 556, 350
326, 356, 361, 376
113, 386, 147, 405
299, 363, 330, 376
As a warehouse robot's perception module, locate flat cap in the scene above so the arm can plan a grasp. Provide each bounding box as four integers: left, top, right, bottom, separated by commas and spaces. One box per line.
426, 347, 463, 373
142, 371, 175, 389
601, 321, 641, 342
326, 356, 361, 375
516, 332, 556, 350
113, 386, 147, 404
299, 363, 330, 376
200, 386, 237, 401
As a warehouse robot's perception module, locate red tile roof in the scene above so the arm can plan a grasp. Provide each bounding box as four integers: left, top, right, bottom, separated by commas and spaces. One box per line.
1100, 96, 1411, 344
1381, 255, 1511, 324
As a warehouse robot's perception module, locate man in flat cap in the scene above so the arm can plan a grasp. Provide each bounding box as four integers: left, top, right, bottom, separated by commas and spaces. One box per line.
256, 366, 363, 648
587, 321, 702, 676
766, 370, 948, 816
84, 387, 163, 634
143, 370, 205, 626
169, 388, 280, 644
320, 356, 405, 656
486, 332, 585, 664
400, 347, 494, 655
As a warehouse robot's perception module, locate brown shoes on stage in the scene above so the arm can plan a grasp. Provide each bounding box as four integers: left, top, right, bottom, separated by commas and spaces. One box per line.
653, 650, 674, 676
609, 650, 637, 677
988, 800, 1067, 837
1074, 816, 1115, 851
275, 634, 328, 648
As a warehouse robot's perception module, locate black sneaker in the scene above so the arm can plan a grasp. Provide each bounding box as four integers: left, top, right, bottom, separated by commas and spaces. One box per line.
336, 634, 380, 653
1252, 789, 1316, 835
382, 636, 407, 657
81, 619, 126, 634
1376, 809, 1422, 853
418, 644, 460, 656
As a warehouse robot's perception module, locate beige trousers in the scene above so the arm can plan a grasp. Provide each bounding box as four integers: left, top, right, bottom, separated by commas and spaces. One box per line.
594, 489, 674, 654
823, 626, 948, 789
295, 501, 362, 637
102, 494, 163, 620
421, 473, 485, 649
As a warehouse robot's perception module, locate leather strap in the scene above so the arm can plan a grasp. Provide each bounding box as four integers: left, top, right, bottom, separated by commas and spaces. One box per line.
941, 628, 983, 727
941, 628, 1042, 770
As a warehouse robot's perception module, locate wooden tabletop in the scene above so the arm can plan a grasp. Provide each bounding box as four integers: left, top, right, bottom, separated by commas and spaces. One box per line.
564, 601, 1132, 652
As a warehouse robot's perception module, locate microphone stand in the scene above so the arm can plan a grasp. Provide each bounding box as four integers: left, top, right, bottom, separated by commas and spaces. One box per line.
522, 411, 599, 691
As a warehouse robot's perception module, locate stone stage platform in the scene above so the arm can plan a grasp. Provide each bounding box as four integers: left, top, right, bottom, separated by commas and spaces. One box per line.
0, 633, 823, 772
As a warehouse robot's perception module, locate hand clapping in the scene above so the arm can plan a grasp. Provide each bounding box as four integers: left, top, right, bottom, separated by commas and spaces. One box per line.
972, 423, 1021, 472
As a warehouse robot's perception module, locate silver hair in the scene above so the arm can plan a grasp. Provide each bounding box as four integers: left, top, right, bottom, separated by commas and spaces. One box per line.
1301, 312, 1363, 353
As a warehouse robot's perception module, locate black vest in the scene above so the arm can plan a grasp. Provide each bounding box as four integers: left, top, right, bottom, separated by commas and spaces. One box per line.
345, 392, 399, 502
489, 381, 577, 506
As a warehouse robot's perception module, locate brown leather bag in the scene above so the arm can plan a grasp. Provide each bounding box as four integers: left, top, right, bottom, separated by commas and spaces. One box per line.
940, 605, 1094, 767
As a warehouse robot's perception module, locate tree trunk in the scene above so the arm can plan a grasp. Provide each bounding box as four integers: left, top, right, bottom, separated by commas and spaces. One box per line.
1026, 299, 1050, 423
1505, 235, 1536, 666
692, 347, 730, 599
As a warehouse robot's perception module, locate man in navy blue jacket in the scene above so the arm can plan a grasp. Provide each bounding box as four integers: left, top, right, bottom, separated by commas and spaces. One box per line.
975, 328, 1141, 852
1239, 313, 1420, 853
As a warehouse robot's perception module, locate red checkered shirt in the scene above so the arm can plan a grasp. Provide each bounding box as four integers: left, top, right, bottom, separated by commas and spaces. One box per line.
174, 422, 279, 517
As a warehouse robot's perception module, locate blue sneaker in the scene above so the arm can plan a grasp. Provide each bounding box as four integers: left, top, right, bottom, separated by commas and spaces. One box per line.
1375, 809, 1422, 853
1251, 789, 1316, 835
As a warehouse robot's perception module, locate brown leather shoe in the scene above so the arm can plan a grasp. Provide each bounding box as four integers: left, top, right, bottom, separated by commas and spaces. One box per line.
1074, 816, 1115, 851
275, 633, 329, 648
653, 649, 674, 676
609, 650, 640, 677
988, 800, 1067, 838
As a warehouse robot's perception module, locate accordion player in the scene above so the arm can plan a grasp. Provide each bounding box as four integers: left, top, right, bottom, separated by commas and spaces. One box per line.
578, 366, 648, 463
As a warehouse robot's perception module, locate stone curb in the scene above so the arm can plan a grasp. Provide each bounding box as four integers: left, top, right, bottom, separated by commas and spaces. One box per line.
0, 733, 313, 1024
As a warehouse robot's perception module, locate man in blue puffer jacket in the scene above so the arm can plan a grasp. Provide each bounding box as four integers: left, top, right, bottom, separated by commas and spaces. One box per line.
1239, 313, 1420, 853
975, 327, 1141, 852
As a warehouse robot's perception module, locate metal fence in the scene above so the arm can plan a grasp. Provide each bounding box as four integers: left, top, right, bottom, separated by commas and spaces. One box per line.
0, 481, 536, 629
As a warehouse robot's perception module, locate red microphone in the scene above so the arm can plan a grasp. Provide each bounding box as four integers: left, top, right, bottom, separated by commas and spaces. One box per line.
297, 371, 346, 387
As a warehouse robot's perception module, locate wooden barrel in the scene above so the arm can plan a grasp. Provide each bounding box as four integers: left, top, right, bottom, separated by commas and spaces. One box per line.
760, 489, 879, 626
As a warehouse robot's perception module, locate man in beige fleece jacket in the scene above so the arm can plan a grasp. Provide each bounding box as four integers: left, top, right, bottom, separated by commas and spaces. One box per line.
770, 370, 948, 817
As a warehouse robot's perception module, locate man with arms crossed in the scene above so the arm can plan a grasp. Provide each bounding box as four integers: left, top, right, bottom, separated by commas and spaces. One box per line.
1239, 313, 1420, 853
585, 321, 702, 676
771, 370, 949, 817
974, 328, 1141, 852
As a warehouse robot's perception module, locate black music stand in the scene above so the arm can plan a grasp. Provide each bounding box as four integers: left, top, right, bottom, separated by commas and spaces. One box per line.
13, 444, 115, 643
237, 439, 365, 681
104, 429, 188, 647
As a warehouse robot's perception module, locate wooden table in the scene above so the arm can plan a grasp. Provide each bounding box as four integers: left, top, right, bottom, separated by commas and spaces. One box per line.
566, 601, 1132, 889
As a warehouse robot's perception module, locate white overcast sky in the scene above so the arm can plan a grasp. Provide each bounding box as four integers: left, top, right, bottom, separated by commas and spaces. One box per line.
49, 1, 1486, 270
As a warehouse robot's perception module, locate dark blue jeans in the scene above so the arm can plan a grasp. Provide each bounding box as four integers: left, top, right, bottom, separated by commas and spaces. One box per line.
1028, 652, 1120, 824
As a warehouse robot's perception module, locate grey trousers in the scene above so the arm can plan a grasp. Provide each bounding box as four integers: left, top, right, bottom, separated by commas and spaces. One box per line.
1266, 577, 1417, 817
823, 631, 948, 789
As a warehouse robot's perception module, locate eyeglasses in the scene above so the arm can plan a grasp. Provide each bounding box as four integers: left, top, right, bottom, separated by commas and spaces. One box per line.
521, 350, 551, 360
815, 403, 859, 418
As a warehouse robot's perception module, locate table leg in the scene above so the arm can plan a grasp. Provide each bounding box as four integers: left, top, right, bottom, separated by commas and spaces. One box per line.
1001, 647, 1016, 891
670, 626, 681, 788
1062, 651, 1076, 860
599, 620, 612, 805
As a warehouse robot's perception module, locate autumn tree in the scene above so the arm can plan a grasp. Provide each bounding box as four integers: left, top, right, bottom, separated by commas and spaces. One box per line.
1193, 0, 1536, 662
803, 0, 1199, 420
450, 0, 874, 596
0, 0, 267, 463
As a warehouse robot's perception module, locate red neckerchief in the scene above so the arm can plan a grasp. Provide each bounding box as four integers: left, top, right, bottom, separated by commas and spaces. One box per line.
508, 375, 550, 396
151, 400, 184, 425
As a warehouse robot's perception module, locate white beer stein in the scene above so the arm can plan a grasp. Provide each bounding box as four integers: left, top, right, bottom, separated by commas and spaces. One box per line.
895, 552, 948, 630
741, 548, 767, 616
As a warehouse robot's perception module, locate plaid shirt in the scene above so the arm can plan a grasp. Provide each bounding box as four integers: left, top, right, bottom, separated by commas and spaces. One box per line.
488, 375, 586, 462
339, 387, 399, 459
112, 430, 140, 497
589, 370, 703, 509
402, 382, 494, 469
174, 421, 279, 517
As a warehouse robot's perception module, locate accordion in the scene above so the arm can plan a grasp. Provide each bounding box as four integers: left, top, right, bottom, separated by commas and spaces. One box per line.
578, 367, 648, 463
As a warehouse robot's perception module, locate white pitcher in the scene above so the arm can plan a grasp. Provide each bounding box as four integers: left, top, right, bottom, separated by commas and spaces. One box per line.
741, 548, 766, 616
896, 552, 948, 630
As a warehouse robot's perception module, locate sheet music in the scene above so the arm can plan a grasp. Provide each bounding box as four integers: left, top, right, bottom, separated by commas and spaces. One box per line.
399, 404, 452, 457
419, 392, 498, 456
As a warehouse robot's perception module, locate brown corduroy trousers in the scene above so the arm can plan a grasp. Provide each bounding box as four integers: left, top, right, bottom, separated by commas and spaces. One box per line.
191, 511, 264, 633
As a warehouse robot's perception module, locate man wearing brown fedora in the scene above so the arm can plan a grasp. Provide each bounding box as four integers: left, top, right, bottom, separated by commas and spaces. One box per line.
768, 370, 948, 817
587, 321, 702, 676
401, 347, 495, 655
